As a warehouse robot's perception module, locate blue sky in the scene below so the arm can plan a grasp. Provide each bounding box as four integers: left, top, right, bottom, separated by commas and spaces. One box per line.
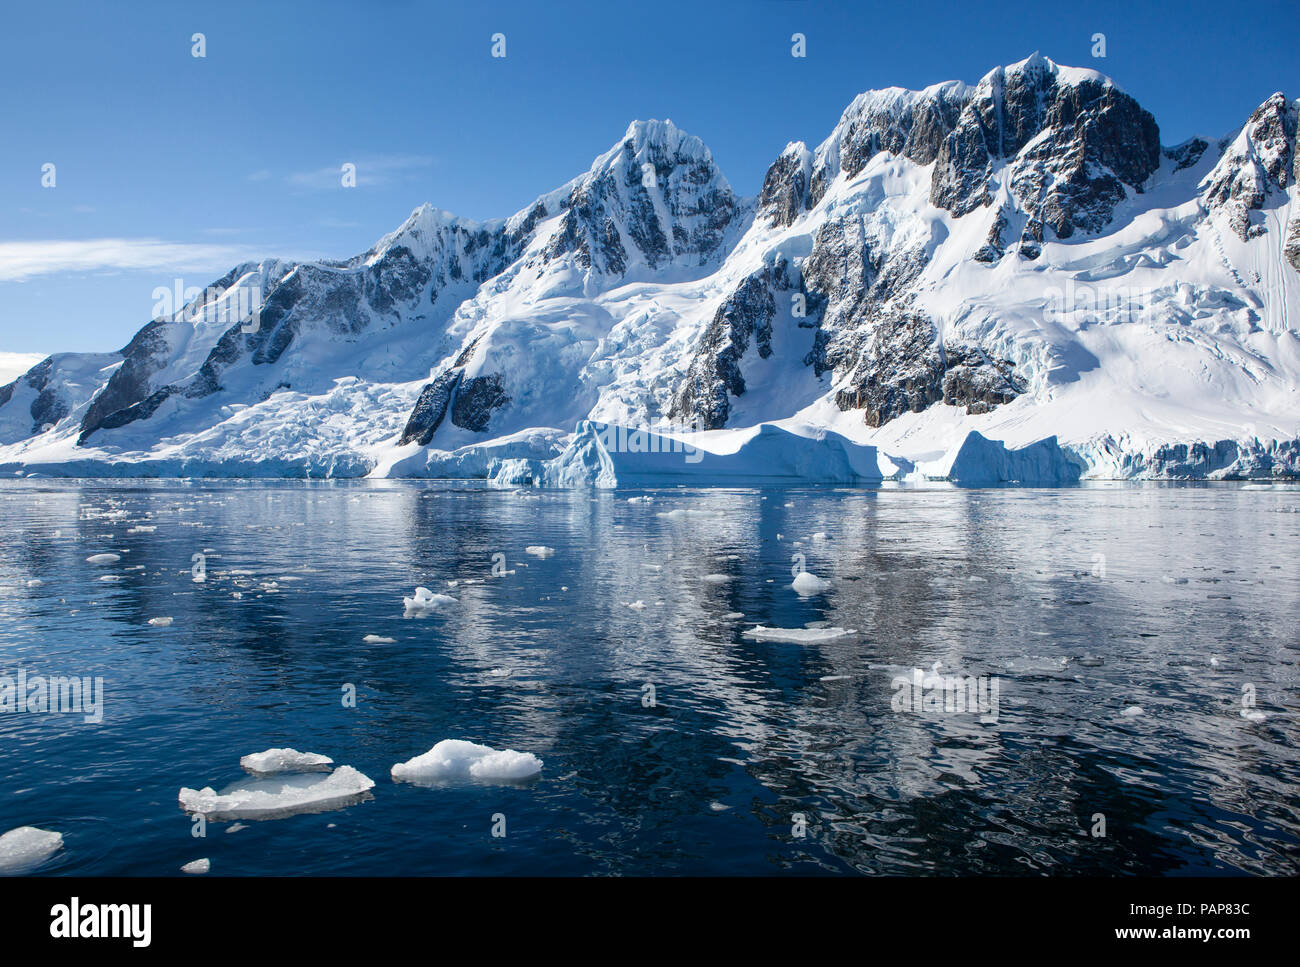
3, 0, 1296, 357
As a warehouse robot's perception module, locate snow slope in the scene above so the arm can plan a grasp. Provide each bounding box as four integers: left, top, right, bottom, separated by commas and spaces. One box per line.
3, 56, 1298, 483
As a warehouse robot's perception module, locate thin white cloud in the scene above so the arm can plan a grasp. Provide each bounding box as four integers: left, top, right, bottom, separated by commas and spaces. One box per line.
0, 238, 263, 282
286, 154, 434, 191
0, 352, 46, 384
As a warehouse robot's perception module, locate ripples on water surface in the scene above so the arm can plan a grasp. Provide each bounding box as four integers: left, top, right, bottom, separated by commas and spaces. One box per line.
0, 480, 1297, 875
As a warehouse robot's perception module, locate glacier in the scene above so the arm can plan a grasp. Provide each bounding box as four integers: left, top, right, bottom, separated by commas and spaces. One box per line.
3, 54, 1299, 485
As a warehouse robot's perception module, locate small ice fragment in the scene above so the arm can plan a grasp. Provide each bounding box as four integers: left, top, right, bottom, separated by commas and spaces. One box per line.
225, 823, 247, 834
487, 668, 512, 678
627, 496, 654, 504
791, 571, 830, 595
0, 826, 64, 874
625, 600, 647, 609
1161, 575, 1189, 585
702, 574, 732, 583
524, 546, 554, 558
722, 611, 745, 620
86, 553, 120, 565
812, 532, 828, 541
819, 675, 851, 682
363, 634, 396, 644
1122, 706, 1144, 717
743, 625, 855, 643
99, 575, 122, 582
181, 858, 210, 875
240, 748, 335, 776
709, 802, 731, 812
26, 579, 42, 587
1240, 709, 1267, 722
391, 739, 542, 783
403, 586, 456, 616
148, 617, 173, 627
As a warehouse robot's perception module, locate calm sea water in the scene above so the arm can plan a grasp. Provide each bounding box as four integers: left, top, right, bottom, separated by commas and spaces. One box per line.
0, 479, 1297, 876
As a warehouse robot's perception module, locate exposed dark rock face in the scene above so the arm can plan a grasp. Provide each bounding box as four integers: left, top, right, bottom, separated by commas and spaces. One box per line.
670, 258, 791, 429
931, 59, 1160, 250
800, 212, 1024, 427
1164, 137, 1208, 172
450, 373, 510, 433
757, 145, 812, 227
1204, 93, 1297, 241
399, 369, 463, 445
79, 320, 176, 442
543, 122, 740, 274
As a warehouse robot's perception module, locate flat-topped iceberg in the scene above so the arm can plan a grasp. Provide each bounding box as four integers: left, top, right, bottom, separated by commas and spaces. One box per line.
0, 825, 64, 874
494, 421, 888, 488
239, 748, 334, 776
391, 739, 542, 783
917, 431, 1082, 485
179, 765, 375, 821
743, 625, 856, 643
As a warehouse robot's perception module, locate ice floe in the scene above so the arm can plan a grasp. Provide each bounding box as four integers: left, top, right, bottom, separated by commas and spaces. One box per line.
743, 625, 855, 643
391, 739, 543, 783
85, 553, 120, 565
240, 748, 334, 776
791, 571, 831, 595
0, 826, 63, 874
363, 634, 396, 644
148, 617, 173, 627
524, 545, 554, 558
179, 765, 375, 821
181, 858, 210, 874
403, 586, 456, 616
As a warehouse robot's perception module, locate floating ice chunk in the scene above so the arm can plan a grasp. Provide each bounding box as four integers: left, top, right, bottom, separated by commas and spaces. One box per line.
363, 634, 396, 644
0, 826, 64, 874
791, 571, 831, 595
722, 611, 745, 620
179, 765, 374, 821
1121, 706, 1144, 717
743, 625, 855, 643
391, 739, 542, 783
702, 574, 733, 584
812, 532, 829, 541
99, 575, 122, 582
181, 858, 210, 875
240, 748, 335, 776
819, 675, 851, 682
1240, 709, 1268, 722
127, 525, 156, 534
147, 616, 173, 627
524, 546, 555, 558
624, 600, 647, 610
1161, 575, 1189, 585
403, 586, 456, 616
26, 579, 42, 587
487, 668, 512, 678
85, 553, 120, 565
225, 824, 247, 834
627, 496, 654, 504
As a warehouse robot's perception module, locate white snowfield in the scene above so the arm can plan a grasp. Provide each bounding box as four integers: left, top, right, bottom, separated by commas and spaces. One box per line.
2, 55, 1298, 485
391, 739, 543, 783
178, 765, 375, 821
0, 825, 64, 875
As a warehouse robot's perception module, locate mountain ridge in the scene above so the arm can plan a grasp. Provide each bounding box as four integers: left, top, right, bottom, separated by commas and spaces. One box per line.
3, 55, 1299, 483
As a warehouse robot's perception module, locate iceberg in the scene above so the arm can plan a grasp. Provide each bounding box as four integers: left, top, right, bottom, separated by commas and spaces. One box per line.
391, 739, 543, 783
178, 765, 375, 821
919, 431, 1082, 485
525, 421, 886, 488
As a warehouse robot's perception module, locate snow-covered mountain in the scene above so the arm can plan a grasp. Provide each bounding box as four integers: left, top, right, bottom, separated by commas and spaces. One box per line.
4, 54, 1299, 483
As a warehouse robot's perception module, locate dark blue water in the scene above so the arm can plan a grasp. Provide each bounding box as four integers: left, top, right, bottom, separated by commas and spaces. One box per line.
1, 480, 1297, 875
